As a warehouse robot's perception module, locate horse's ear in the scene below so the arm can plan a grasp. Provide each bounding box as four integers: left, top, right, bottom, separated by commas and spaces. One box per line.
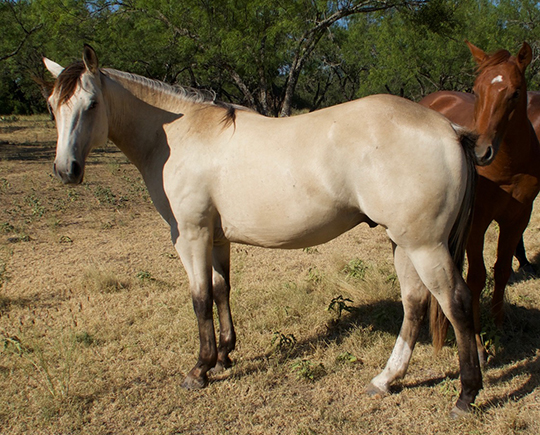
465, 40, 487, 65
82, 44, 99, 74
43, 57, 64, 78
516, 42, 532, 72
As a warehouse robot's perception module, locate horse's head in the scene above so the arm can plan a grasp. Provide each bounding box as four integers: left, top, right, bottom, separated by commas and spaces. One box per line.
467, 41, 532, 165
44, 45, 108, 184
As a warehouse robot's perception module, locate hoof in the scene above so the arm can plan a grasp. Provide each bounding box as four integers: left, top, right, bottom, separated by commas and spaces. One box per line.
365, 382, 387, 399
182, 374, 208, 390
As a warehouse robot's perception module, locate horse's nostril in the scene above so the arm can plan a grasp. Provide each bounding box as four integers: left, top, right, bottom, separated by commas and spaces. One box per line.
484, 146, 493, 163
71, 161, 82, 179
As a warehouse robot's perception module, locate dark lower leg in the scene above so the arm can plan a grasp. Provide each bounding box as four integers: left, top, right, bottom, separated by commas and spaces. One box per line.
183, 294, 217, 389
450, 282, 482, 412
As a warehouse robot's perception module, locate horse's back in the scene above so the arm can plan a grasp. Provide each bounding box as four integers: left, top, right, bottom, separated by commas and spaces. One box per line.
205, 94, 469, 249
419, 91, 475, 129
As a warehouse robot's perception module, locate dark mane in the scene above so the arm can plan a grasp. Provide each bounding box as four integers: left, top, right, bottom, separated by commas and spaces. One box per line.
102, 68, 243, 127
215, 101, 238, 128
51, 62, 242, 127
477, 49, 511, 71
55, 61, 86, 105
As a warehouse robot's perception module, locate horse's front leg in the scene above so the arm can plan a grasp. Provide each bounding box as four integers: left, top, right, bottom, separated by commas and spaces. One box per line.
493, 219, 530, 326
211, 241, 236, 373
175, 227, 217, 390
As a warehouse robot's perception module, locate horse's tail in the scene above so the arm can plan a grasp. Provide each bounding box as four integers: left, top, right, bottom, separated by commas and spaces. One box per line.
430, 125, 478, 353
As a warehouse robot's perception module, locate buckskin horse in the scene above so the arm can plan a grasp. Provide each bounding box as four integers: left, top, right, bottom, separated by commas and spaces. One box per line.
420, 41, 540, 364
43, 46, 489, 416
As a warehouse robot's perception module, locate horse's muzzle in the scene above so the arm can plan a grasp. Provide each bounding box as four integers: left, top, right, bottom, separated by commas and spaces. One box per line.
54, 160, 84, 184
476, 145, 494, 166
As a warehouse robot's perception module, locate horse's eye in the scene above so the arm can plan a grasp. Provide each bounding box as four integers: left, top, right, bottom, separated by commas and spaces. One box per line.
511, 90, 520, 100
88, 101, 98, 110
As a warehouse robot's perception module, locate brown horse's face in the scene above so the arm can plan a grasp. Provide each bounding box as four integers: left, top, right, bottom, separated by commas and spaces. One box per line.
468, 41, 532, 162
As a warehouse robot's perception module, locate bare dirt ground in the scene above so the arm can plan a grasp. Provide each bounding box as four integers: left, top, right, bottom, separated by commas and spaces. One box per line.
1, 115, 540, 434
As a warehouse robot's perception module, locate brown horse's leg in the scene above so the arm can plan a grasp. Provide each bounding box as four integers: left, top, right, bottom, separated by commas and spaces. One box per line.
515, 236, 534, 274
493, 220, 529, 326
176, 229, 218, 390
466, 229, 488, 365
367, 245, 429, 396
211, 242, 236, 373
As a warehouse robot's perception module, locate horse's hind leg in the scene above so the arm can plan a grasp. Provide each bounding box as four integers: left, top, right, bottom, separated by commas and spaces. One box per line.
408, 245, 482, 415
211, 242, 236, 373
367, 245, 430, 396
466, 226, 489, 365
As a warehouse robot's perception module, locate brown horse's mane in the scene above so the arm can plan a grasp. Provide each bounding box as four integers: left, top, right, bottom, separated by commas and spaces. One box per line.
477, 49, 512, 71
51, 61, 240, 127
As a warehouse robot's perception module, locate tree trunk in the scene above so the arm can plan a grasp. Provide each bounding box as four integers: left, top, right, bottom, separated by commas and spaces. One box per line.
279, 1, 409, 117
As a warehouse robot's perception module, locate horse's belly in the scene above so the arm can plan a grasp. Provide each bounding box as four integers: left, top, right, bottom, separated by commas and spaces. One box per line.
220, 210, 364, 249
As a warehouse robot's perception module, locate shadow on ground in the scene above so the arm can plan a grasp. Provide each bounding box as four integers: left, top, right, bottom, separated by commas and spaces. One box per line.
231, 294, 540, 411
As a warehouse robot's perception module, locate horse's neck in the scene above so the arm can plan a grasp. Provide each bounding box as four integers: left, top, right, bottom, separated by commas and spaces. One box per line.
504, 98, 536, 153
102, 75, 183, 175
492, 97, 540, 174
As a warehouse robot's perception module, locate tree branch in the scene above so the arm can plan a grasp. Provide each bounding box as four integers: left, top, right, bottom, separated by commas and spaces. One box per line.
0, 1, 43, 62
280, 1, 421, 116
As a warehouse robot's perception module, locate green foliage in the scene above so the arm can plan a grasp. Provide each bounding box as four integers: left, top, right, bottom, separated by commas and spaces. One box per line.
438, 377, 459, 398
25, 192, 45, 218
336, 351, 360, 365
290, 359, 326, 382
327, 295, 355, 318
1, 331, 78, 403
136, 270, 153, 281
2, 1, 540, 115
341, 259, 368, 280
271, 331, 297, 355
93, 186, 116, 205
306, 266, 323, 285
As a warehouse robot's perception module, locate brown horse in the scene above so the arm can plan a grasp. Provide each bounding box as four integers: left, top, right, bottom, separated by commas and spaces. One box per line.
515, 91, 540, 272
420, 42, 540, 364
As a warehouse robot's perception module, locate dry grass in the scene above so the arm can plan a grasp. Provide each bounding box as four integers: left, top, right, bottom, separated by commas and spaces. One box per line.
1, 115, 540, 434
